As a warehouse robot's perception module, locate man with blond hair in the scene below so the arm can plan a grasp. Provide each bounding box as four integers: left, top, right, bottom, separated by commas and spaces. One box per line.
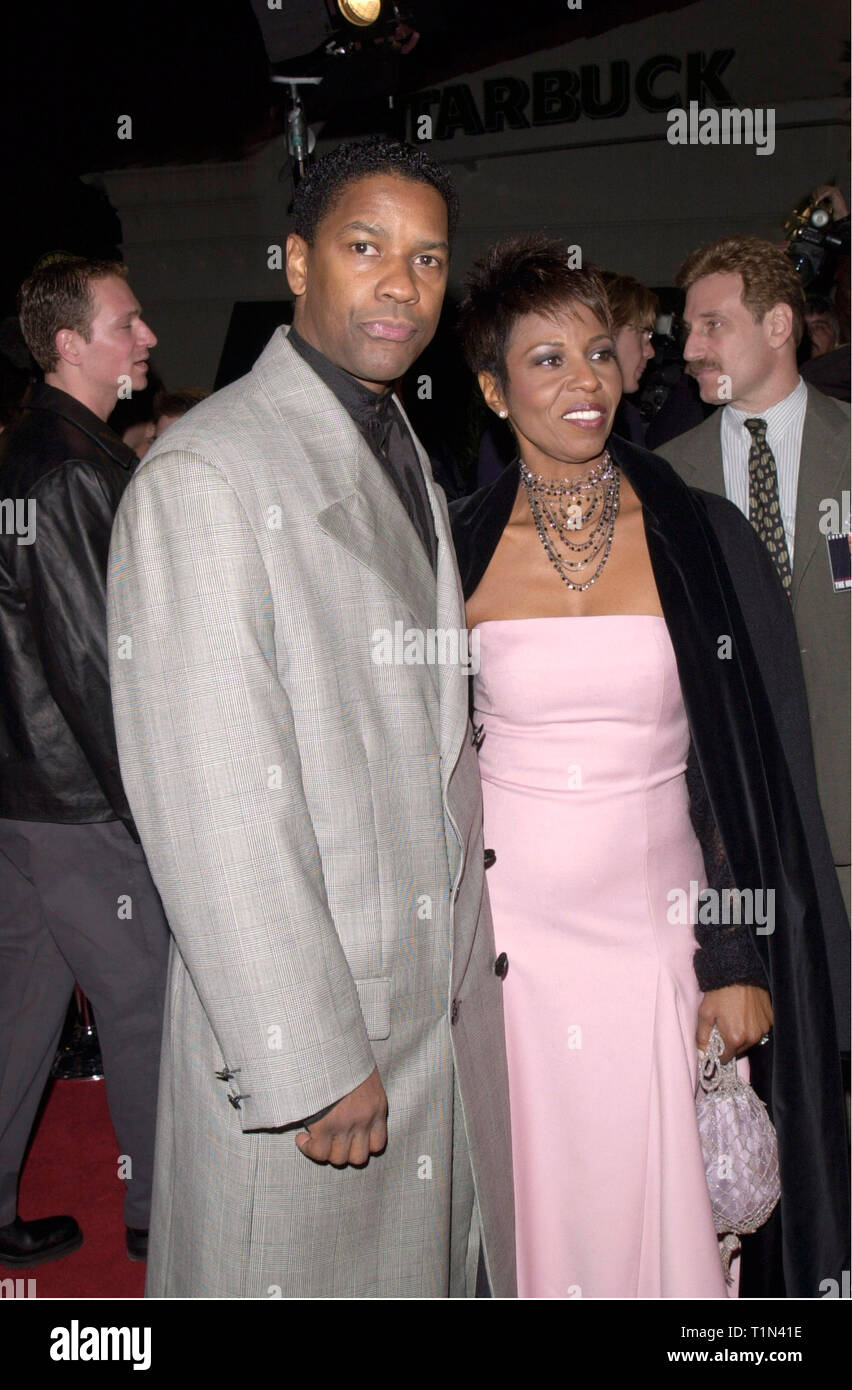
0, 256, 169, 1268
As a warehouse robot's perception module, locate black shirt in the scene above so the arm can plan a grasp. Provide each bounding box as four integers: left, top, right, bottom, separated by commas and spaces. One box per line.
288, 328, 438, 572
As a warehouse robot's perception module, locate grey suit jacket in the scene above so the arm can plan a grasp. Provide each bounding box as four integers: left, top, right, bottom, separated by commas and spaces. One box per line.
106, 328, 516, 1297
658, 386, 851, 907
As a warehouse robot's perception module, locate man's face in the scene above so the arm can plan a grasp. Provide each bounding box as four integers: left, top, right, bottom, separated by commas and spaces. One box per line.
682, 271, 779, 408
805, 312, 838, 358
614, 322, 655, 394
286, 173, 450, 391
73, 275, 157, 401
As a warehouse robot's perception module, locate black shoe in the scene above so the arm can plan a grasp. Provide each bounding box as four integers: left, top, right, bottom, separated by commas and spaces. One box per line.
126, 1227, 148, 1262
0, 1214, 83, 1268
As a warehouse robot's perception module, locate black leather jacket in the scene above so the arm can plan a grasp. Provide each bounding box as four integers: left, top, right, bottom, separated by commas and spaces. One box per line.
0, 382, 138, 830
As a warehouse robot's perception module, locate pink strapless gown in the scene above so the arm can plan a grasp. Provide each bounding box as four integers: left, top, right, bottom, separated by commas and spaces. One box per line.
474, 616, 730, 1299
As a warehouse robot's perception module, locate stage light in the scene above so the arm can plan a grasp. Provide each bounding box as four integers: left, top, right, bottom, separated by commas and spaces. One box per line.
337, 1, 382, 26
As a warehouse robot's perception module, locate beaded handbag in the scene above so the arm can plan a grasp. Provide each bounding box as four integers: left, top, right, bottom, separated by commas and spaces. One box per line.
696, 1024, 781, 1278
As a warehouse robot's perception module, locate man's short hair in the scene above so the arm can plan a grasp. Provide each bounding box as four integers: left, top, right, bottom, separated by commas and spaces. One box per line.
600, 271, 660, 334
17, 256, 128, 373
153, 386, 210, 421
291, 138, 459, 247
458, 234, 613, 391
676, 236, 806, 347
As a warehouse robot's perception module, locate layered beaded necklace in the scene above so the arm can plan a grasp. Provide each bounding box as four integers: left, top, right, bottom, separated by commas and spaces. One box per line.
519, 451, 619, 592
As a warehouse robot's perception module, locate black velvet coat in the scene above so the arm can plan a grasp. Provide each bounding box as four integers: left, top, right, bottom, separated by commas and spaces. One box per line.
450, 435, 850, 1298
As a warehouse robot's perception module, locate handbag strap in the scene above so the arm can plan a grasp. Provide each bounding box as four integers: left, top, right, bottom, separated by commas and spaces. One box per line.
698, 1023, 729, 1094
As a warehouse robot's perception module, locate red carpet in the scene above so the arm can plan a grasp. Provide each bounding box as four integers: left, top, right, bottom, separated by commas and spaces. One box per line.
3, 1078, 145, 1298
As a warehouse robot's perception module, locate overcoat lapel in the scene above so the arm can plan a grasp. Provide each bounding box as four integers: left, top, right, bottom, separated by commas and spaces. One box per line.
316, 450, 439, 643
256, 332, 439, 640
393, 395, 472, 800
259, 331, 469, 797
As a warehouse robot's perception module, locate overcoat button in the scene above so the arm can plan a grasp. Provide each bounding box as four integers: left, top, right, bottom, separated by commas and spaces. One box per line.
451, 1000, 460, 1025
494, 952, 509, 979
484, 848, 496, 869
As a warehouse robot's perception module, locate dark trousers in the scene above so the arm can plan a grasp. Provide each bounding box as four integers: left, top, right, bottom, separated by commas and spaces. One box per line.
0, 818, 170, 1229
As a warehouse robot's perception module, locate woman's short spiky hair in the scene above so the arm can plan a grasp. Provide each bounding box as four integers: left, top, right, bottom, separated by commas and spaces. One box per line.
291, 138, 459, 246
458, 235, 613, 391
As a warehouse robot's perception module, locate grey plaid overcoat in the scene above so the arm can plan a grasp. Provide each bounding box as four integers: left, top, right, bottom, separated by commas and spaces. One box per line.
106, 329, 516, 1297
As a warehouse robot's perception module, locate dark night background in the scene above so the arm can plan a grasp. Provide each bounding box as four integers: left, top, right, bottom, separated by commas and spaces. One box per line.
1, 0, 699, 315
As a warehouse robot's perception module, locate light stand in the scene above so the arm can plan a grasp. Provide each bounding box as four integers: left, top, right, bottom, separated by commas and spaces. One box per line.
270, 75, 323, 183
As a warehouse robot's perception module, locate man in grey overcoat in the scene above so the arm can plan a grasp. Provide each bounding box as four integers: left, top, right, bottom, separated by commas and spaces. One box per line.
106, 140, 516, 1298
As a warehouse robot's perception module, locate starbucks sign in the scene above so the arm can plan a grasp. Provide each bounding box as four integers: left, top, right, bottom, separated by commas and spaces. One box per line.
402, 50, 737, 140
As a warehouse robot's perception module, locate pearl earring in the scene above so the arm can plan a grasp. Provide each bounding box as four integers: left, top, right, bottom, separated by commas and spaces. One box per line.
498, 409, 508, 419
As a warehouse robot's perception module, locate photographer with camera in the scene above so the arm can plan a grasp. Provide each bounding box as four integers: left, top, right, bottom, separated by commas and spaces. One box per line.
804, 295, 842, 358
786, 183, 850, 404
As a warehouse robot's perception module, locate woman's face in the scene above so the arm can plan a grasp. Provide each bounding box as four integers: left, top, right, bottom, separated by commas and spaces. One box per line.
484, 302, 622, 473
614, 322, 655, 393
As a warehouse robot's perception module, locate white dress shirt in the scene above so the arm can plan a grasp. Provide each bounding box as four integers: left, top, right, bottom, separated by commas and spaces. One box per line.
720, 377, 808, 566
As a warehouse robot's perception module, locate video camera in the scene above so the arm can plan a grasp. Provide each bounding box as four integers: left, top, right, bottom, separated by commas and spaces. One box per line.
785, 195, 850, 292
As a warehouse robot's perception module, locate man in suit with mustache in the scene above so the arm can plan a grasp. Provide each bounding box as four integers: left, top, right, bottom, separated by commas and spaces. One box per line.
107, 139, 515, 1297
659, 238, 850, 956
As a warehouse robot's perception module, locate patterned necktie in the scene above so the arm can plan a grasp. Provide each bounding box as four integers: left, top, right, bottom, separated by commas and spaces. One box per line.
743, 417, 793, 594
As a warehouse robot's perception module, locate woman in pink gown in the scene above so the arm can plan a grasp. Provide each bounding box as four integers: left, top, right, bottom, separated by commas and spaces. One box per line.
450, 239, 777, 1298
473, 616, 726, 1296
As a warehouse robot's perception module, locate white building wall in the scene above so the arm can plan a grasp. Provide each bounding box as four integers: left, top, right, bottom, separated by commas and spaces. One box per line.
87, 139, 295, 389
89, 0, 849, 387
